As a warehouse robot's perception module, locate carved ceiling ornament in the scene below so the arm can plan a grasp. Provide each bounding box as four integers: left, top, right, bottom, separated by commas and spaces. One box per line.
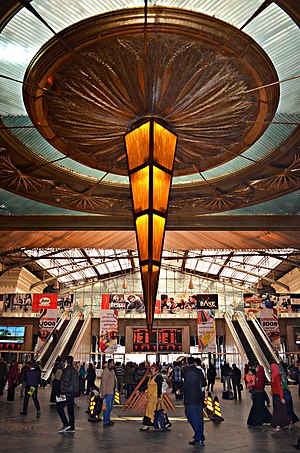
24, 7, 279, 178
0, 152, 53, 192
188, 184, 255, 212
51, 184, 117, 212
250, 154, 300, 191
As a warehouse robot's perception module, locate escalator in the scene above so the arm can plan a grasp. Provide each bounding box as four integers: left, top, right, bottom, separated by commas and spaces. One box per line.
60, 319, 84, 361
40, 319, 69, 368
232, 320, 258, 364
247, 318, 279, 366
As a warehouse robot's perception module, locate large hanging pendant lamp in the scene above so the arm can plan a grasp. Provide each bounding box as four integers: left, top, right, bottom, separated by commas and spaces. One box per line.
125, 118, 177, 334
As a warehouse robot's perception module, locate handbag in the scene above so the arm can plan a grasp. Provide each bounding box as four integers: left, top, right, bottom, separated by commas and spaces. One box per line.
154, 404, 172, 430
239, 383, 244, 391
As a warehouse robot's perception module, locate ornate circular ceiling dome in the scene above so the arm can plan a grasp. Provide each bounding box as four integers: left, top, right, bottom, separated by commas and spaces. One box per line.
23, 7, 279, 177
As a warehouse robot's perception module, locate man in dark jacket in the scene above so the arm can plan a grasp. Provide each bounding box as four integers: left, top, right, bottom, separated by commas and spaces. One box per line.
57, 355, 79, 434
231, 363, 242, 399
184, 357, 206, 446
20, 361, 41, 417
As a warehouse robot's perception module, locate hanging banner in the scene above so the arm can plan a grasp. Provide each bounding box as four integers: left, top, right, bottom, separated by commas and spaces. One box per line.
32, 293, 58, 312
2, 293, 33, 312
99, 309, 118, 353
260, 308, 281, 351
102, 294, 145, 313
57, 294, 74, 313
197, 309, 216, 353
36, 308, 58, 354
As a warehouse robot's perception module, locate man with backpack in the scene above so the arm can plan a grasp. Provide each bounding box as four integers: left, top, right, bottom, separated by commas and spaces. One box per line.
57, 355, 79, 434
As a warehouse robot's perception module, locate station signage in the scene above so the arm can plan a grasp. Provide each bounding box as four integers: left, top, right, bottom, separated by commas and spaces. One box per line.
132, 328, 183, 352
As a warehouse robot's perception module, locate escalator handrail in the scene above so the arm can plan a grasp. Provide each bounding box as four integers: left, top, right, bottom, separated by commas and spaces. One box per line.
248, 312, 280, 364
224, 314, 248, 364
236, 312, 271, 381
69, 314, 91, 358
42, 313, 80, 380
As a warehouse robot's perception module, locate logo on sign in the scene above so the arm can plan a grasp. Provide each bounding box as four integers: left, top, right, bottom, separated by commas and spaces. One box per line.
39, 297, 51, 307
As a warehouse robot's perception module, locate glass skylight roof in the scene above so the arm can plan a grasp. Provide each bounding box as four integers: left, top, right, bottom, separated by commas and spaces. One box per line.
23, 247, 295, 289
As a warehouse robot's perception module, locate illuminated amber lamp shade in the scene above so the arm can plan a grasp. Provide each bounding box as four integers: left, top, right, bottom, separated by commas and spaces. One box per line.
125, 119, 177, 334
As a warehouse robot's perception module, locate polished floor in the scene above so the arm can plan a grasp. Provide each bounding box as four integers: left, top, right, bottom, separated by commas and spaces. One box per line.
0, 382, 299, 453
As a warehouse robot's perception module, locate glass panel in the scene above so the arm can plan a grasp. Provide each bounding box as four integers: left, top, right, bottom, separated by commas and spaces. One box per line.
125, 122, 150, 170
152, 214, 165, 262
136, 214, 148, 262
153, 166, 171, 213
153, 122, 177, 170
130, 167, 149, 213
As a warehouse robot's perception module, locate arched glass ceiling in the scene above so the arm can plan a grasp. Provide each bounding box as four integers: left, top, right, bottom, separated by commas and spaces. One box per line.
0, 0, 299, 184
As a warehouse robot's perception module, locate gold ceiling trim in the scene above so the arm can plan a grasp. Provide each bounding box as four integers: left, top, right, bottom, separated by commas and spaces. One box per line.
23, 7, 279, 177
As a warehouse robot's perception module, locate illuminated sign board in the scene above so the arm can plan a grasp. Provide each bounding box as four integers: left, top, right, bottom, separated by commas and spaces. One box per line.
132, 328, 183, 352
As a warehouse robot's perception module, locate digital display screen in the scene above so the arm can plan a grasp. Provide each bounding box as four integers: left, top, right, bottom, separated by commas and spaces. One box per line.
0, 326, 25, 344
132, 328, 183, 352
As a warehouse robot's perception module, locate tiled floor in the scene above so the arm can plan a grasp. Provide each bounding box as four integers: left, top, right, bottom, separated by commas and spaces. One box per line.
0, 382, 299, 453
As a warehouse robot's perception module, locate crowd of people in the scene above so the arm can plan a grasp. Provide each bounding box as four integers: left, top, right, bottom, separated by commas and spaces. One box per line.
1, 355, 300, 448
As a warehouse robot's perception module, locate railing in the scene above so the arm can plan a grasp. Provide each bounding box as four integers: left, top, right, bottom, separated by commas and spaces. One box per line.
42, 312, 81, 380
224, 313, 248, 364
248, 312, 280, 364
235, 312, 271, 381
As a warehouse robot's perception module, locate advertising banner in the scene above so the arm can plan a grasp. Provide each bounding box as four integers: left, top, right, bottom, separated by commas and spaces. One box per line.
260, 308, 281, 352
57, 294, 74, 313
2, 293, 32, 312
32, 293, 58, 312
99, 309, 118, 353
102, 294, 145, 313
197, 309, 216, 353
36, 308, 58, 353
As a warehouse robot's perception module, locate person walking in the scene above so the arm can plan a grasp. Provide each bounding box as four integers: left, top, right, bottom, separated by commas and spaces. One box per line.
247, 364, 271, 426
19, 362, 30, 398
100, 358, 117, 427
184, 357, 206, 446
231, 363, 242, 399
172, 361, 183, 395
221, 362, 232, 391
270, 363, 291, 431
57, 355, 80, 434
6, 361, 19, 403
79, 362, 86, 394
140, 364, 163, 431
114, 361, 124, 394
124, 362, 135, 399
50, 358, 64, 403
279, 362, 299, 424
86, 363, 99, 395
0, 358, 8, 397
20, 361, 41, 417
206, 364, 217, 392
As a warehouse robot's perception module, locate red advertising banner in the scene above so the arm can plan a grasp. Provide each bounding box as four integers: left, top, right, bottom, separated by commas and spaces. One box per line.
36, 308, 58, 354
32, 294, 58, 312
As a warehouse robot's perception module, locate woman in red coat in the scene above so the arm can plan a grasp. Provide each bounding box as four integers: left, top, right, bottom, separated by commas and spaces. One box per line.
247, 364, 271, 426
270, 363, 291, 430
6, 362, 19, 402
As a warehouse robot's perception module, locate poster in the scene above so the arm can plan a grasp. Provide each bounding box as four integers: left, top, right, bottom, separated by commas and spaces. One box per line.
36, 308, 58, 354
57, 294, 74, 313
99, 309, 118, 353
102, 294, 145, 313
160, 293, 218, 310
197, 309, 216, 353
2, 293, 32, 312
260, 308, 281, 352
